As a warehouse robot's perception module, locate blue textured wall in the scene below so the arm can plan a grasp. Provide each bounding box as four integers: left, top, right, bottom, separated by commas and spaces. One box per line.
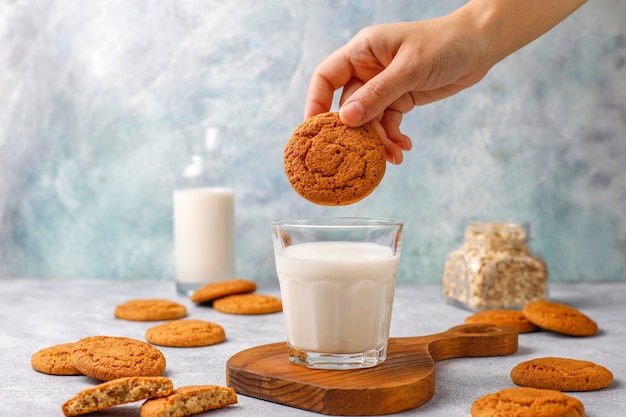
0, 1, 624, 282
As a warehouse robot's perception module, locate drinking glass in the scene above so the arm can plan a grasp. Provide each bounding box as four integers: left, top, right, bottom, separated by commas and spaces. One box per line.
272, 217, 403, 370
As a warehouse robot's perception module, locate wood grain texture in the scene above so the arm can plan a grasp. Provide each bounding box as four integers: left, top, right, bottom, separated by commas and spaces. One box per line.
226, 324, 518, 415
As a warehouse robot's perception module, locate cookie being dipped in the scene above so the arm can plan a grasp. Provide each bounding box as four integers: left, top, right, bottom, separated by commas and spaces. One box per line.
284, 112, 386, 206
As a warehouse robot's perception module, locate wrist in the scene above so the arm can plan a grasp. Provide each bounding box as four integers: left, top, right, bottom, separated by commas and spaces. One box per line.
450, 1, 511, 67
454, 0, 587, 65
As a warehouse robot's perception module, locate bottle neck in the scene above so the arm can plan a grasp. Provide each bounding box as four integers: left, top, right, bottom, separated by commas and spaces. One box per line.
178, 125, 232, 188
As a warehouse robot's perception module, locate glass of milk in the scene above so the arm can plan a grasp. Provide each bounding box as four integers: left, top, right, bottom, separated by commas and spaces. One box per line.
272, 217, 403, 370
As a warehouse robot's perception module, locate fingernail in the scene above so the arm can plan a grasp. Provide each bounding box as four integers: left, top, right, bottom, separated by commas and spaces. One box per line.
340, 101, 366, 126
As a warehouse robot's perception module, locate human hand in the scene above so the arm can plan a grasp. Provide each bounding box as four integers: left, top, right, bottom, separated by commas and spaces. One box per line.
304, 16, 493, 165
304, 0, 586, 165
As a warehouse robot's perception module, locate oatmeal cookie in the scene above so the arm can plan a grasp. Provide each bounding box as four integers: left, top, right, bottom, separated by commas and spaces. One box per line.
71, 336, 166, 381
465, 309, 538, 334
522, 301, 598, 336
140, 385, 237, 417
190, 279, 256, 303
511, 357, 613, 391
145, 319, 226, 347
471, 387, 584, 417
213, 294, 282, 315
114, 299, 187, 321
31, 343, 82, 376
284, 112, 386, 206
62, 376, 173, 416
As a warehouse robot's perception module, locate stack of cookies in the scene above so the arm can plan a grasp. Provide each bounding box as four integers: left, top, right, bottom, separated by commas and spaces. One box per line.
464, 300, 599, 336
464, 300, 613, 417
190, 278, 283, 315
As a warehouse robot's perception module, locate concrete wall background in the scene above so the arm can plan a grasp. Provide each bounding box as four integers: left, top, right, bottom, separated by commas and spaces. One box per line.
0, 1, 624, 282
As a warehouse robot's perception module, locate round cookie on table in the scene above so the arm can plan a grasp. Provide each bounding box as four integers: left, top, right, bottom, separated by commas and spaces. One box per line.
471, 387, 584, 417
140, 385, 237, 417
213, 294, 282, 315
511, 357, 613, 391
284, 112, 387, 206
522, 300, 598, 336
465, 309, 538, 334
145, 319, 226, 347
71, 336, 166, 381
114, 299, 187, 321
31, 343, 82, 376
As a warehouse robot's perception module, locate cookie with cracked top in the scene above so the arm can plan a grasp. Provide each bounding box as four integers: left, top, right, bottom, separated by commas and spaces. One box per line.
465, 309, 538, 334
31, 343, 82, 376
471, 387, 584, 417
71, 336, 166, 381
284, 112, 386, 206
145, 319, 226, 347
140, 385, 237, 417
522, 301, 598, 336
511, 357, 613, 391
190, 278, 256, 303
213, 294, 282, 315
114, 299, 187, 321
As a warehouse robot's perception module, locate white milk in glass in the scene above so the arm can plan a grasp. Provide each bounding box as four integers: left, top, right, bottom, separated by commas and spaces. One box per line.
174, 187, 235, 290
275, 241, 399, 354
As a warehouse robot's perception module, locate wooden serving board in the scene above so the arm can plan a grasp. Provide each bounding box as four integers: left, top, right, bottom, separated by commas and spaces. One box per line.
225, 324, 518, 416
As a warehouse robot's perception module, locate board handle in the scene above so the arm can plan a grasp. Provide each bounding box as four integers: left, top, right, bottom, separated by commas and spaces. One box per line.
395, 323, 519, 362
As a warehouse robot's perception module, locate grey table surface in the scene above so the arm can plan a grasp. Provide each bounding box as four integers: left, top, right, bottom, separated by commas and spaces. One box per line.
1, 278, 624, 417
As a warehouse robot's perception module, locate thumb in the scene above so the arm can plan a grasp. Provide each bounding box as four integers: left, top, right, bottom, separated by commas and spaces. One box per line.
339, 61, 414, 126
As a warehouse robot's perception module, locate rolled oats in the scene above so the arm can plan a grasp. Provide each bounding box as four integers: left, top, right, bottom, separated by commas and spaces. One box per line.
442, 221, 547, 310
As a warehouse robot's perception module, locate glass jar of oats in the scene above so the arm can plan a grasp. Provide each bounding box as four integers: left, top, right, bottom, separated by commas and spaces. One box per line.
442, 221, 547, 311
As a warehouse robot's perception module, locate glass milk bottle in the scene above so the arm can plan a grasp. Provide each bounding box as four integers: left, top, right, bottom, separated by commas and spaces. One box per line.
173, 126, 235, 296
